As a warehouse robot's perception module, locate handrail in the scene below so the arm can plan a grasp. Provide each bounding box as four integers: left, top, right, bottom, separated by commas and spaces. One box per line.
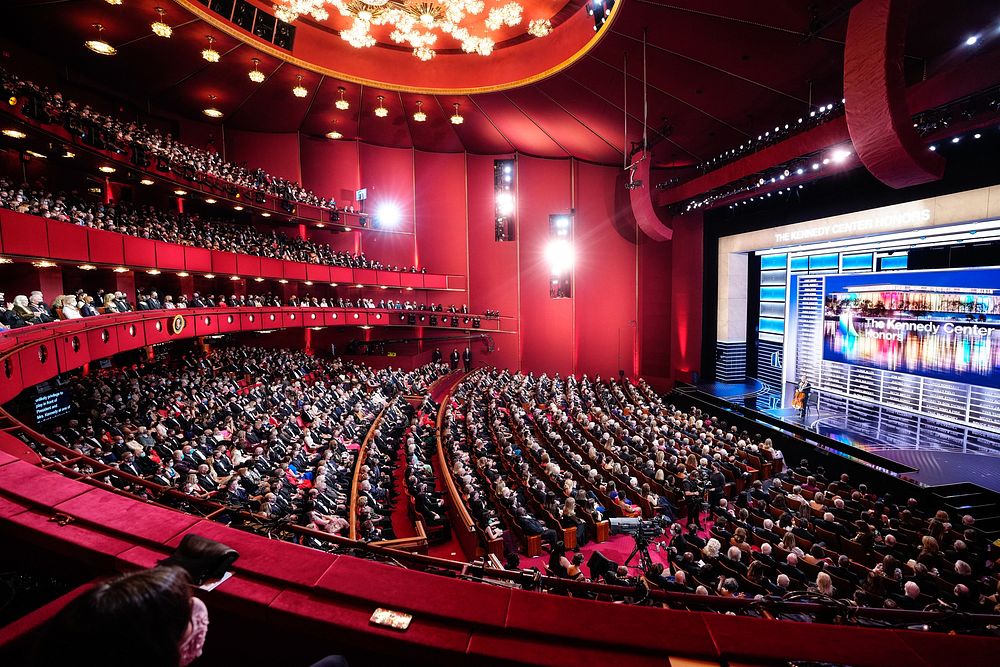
0, 207, 463, 290
434, 369, 480, 556
349, 399, 391, 540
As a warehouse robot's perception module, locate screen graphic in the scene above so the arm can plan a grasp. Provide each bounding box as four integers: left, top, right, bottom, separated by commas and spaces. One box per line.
822, 269, 1000, 389
34, 388, 72, 423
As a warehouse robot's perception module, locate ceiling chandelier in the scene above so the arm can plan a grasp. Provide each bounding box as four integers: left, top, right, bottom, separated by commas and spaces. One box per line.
201, 35, 221, 62
292, 74, 309, 97
412, 100, 426, 122
85, 24, 117, 56
249, 57, 266, 83
151, 7, 172, 38
273, 0, 552, 60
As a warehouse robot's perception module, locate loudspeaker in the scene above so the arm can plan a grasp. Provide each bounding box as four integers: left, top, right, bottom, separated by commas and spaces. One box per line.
407, 314, 416, 325
451, 316, 459, 327
429, 315, 438, 326
587, 550, 618, 579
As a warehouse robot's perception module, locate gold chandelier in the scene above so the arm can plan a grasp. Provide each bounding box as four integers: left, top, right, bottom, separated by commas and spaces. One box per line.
273, 0, 553, 60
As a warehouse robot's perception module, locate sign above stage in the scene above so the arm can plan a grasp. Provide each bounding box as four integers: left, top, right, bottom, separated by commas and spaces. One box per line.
773, 207, 931, 244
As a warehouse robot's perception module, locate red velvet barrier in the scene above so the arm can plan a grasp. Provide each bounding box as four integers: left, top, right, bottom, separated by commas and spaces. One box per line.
116, 321, 146, 351
302, 311, 323, 327
330, 267, 354, 284
85, 324, 119, 360
122, 237, 156, 268
281, 311, 304, 329
423, 274, 447, 289
193, 313, 220, 336
45, 220, 89, 261
143, 318, 172, 346
260, 257, 284, 279
184, 246, 212, 273
54, 330, 90, 373
86, 227, 125, 265
154, 241, 185, 271
355, 268, 378, 285
211, 250, 238, 276
399, 272, 424, 288
218, 312, 241, 333
369, 312, 388, 326
306, 263, 330, 283
54, 491, 200, 544
261, 310, 282, 327
347, 310, 366, 326
240, 312, 264, 330
0, 211, 49, 258
377, 270, 401, 287
843, 0, 945, 188
236, 254, 262, 278
283, 262, 307, 281
0, 462, 92, 508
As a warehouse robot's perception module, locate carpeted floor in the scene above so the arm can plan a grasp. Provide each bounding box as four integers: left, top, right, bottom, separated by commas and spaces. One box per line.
388, 443, 417, 539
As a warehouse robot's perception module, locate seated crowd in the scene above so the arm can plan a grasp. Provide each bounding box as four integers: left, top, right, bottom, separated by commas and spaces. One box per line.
441, 370, 1000, 613
0, 178, 422, 272
37, 346, 449, 546
0, 285, 491, 330
2, 67, 336, 208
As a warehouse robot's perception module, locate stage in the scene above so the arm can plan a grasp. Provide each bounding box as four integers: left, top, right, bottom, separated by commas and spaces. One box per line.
694, 380, 1000, 494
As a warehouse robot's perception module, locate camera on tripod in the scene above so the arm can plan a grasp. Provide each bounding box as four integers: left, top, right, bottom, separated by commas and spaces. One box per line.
621, 515, 672, 541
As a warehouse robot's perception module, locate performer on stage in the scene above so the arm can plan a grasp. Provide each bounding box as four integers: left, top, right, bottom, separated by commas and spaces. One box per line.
793, 376, 813, 419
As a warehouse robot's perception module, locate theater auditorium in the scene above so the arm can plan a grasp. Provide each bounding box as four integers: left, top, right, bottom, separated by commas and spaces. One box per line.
1, 1, 999, 665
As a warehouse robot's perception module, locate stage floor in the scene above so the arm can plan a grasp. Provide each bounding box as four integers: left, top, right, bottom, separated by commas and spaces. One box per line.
694, 380, 1000, 493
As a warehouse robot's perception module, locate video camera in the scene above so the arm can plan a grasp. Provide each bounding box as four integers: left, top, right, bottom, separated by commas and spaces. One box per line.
619, 515, 672, 542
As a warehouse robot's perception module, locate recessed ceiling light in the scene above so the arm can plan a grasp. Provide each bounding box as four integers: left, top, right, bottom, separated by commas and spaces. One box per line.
204, 273, 216, 279
147, 269, 161, 275
33, 260, 57, 268
78, 264, 96, 270
261, 212, 271, 217
99, 165, 116, 173
2, 129, 26, 139
113, 266, 129, 273
26, 150, 46, 158
234, 205, 244, 211
62, 150, 75, 158
177, 271, 190, 277
173, 189, 187, 196
139, 178, 154, 185
205, 198, 217, 204
278, 279, 289, 284
254, 277, 265, 282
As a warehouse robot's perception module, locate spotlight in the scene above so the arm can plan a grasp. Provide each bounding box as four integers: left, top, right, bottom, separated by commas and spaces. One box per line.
496, 192, 514, 216
544, 239, 575, 274
965, 35, 979, 46
375, 203, 401, 228
830, 149, 851, 163
951, 136, 960, 144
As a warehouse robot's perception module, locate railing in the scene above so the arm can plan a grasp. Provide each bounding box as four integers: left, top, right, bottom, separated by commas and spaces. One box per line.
349, 401, 390, 540
0, 208, 465, 291
0, 307, 503, 406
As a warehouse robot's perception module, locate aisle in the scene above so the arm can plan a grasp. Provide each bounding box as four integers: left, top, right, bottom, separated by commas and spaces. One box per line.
388, 442, 417, 539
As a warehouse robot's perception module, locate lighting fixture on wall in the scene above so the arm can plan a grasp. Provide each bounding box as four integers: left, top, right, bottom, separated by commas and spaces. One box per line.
139, 178, 154, 185
113, 266, 129, 273
201, 35, 220, 62
78, 263, 97, 270
292, 75, 308, 98
151, 7, 172, 38
203, 95, 223, 118
173, 189, 187, 196
248, 57, 266, 83
450, 103, 464, 125
335, 86, 350, 110
233, 205, 244, 211
413, 100, 426, 122
261, 212, 272, 217
99, 165, 116, 173
147, 269, 161, 275
374, 95, 388, 118
177, 272, 190, 277
33, 261, 57, 268
85, 24, 117, 55
2, 129, 26, 139
204, 273, 216, 279
205, 198, 217, 204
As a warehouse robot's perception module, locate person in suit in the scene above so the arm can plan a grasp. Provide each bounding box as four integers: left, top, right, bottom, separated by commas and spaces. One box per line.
432, 348, 442, 364
449, 348, 460, 370
27, 291, 54, 323
516, 506, 557, 545
463, 347, 472, 371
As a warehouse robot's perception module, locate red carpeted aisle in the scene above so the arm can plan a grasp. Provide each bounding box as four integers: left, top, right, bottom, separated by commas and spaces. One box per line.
388, 439, 417, 540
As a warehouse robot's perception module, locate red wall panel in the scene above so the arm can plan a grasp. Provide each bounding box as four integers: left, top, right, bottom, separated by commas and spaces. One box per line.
466, 154, 519, 370
123, 237, 156, 268
241, 311, 264, 330
354, 268, 377, 285
0, 352, 22, 404
377, 270, 400, 287
218, 312, 242, 333
414, 151, 468, 283
299, 136, 360, 205
143, 318, 172, 346
117, 321, 146, 351
517, 156, 573, 376
358, 143, 415, 268
330, 267, 354, 284
400, 272, 423, 289
640, 235, 673, 384
306, 264, 330, 283
669, 213, 703, 382
325, 310, 346, 326
86, 325, 119, 360
46, 220, 89, 261
423, 274, 447, 289
573, 162, 639, 378
194, 312, 220, 336
282, 311, 305, 328
1, 211, 49, 257
18, 344, 55, 388
225, 129, 301, 184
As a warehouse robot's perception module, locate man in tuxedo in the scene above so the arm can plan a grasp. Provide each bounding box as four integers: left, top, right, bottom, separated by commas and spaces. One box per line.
463, 347, 472, 371
432, 348, 442, 364
28, 291, 54, 323
450, 348, 460, 370
516, 507, 556, 545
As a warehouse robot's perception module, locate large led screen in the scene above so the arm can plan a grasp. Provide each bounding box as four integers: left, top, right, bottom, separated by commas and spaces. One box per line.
822, 268, 1000, 389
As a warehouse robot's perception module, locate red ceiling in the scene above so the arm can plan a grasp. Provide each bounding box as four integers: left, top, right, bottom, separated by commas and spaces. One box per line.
3, 0, 997, 167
